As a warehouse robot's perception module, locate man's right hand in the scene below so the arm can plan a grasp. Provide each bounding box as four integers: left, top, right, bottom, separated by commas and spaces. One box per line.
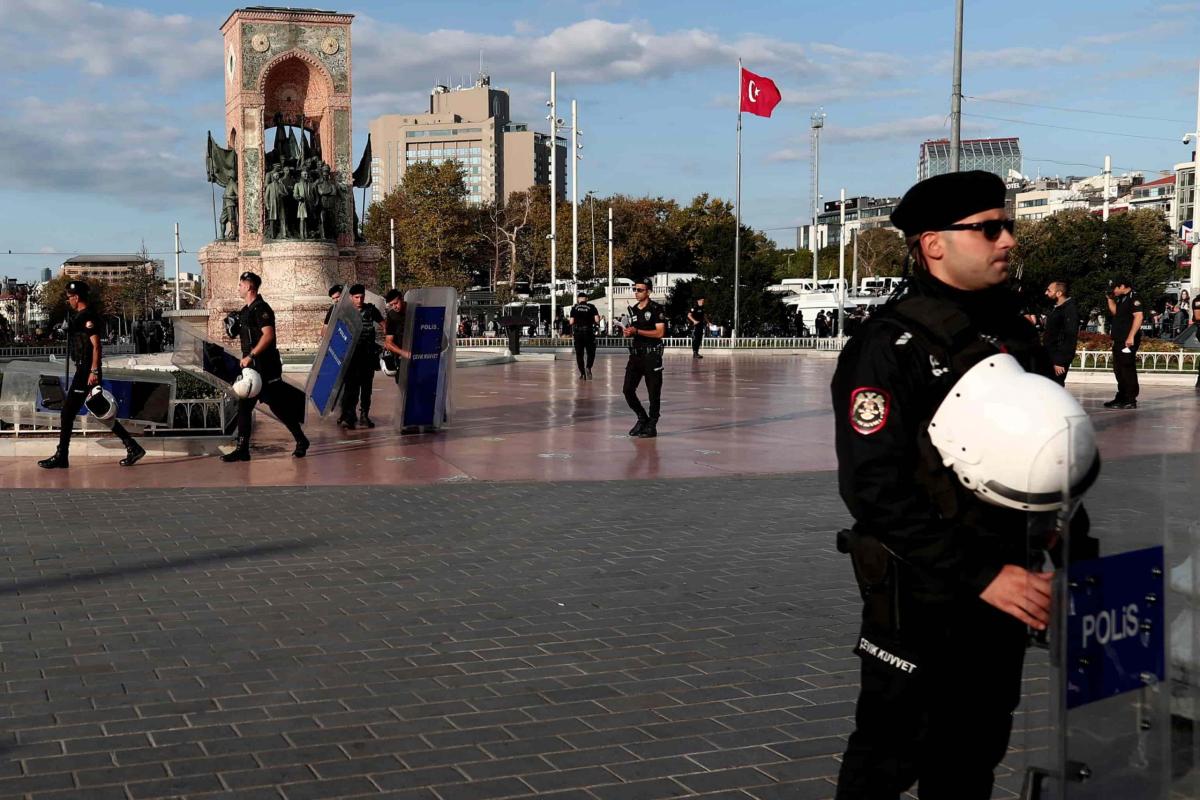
980, 564, 1053, 629
1054, 365, 1066, 376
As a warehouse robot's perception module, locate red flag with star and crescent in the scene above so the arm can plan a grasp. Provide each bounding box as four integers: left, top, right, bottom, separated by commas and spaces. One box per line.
739, 67, 782, 117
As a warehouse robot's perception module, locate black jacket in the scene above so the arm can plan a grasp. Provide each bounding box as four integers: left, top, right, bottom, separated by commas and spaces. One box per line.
831, 274, 1061, 601
1042, 297, 1079, 368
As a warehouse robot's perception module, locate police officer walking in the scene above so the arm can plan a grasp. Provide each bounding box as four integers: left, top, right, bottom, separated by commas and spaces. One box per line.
622, 279, 666, 438
831, 171, 1094, 798
382, 288, 410, 382
1042, 279, 1079, 385
687, 297, 707, 358
569, 291, 600, 380
1104, 276, 1142, 409
39, 281, 145, 469
222, 271, 309, 461
338, 284, 385, 429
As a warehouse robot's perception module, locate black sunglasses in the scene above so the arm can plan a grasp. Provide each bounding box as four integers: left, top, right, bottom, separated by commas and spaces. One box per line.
939, 219, 1015, 241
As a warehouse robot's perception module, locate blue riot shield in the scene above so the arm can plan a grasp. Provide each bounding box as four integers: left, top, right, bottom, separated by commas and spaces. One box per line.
304, 292, 364, 417
394, 287, 456, 432
0, 360, 175, 428
1020, 417, 1190, 799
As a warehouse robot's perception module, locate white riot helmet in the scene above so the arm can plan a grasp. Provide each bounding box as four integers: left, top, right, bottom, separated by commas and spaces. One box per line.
231, 367, 263, 399
84, 386, 117, 421
928, 354, 1100, 512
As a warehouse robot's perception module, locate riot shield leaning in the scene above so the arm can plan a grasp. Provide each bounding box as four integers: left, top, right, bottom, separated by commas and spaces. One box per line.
1020, 415, 1178, 800
394, 287, 457, 433
305, 291, 364, 417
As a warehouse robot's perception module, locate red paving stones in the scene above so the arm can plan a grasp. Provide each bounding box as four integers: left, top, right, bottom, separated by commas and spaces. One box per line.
2, 352, 1196, 489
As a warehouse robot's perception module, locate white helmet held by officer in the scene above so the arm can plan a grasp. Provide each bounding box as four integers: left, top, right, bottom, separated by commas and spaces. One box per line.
83, 386, 118, 421
928, 353, 1100, 512
232, 367, 263, 399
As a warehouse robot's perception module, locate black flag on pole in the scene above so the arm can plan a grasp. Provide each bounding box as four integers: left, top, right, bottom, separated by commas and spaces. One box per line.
353, 134, 372, 189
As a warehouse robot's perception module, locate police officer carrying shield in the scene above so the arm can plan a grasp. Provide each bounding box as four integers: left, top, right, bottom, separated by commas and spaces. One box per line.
338, 284, 385, 429
39, 281, 145, 469
831, 171, 1095, 799
569, 291, 600, 380
382, 289, 411, 383
622, 279, 666, 438
221, 271, 308, 462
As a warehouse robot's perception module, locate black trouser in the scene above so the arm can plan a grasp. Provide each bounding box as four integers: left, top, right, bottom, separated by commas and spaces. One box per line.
623, 349, 663, 421
1112, 345, 1139, 402
236, 379, 305, 443
574, 334, 596, 374
57, 367, 137, 454
340, 348, 376, 421
836, 594, 1026, 799
691, 325, 704, 355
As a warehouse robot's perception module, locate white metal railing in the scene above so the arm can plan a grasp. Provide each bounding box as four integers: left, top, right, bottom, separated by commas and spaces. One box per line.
1075, 349, 1200, 373
456, 336, 845, 350
0, 343, 139, 359
1, 397, 228, 437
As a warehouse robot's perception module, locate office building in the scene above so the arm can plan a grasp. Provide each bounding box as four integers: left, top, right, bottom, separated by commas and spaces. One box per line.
918, 137, 1022, 181
369, 74, 566, 206
60, 254, 164, 284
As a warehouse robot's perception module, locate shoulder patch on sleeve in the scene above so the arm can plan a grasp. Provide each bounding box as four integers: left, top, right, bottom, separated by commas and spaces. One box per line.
1133, 299, 1142, 309
84, 319, 94, 329
894, 332, 912, 347
849, 387, 891, 436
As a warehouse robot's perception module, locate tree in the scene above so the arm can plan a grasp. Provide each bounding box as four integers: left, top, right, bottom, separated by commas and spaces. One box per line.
1011, 208, 1174, 322
855, 228, 908, 278
363, 160, 479, 291
773, 249, 811, 280
476, 191, 533, 300
114, 244, 163, 322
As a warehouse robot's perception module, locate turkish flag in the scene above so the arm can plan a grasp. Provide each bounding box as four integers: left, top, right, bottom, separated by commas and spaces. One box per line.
740, 67, 782, 117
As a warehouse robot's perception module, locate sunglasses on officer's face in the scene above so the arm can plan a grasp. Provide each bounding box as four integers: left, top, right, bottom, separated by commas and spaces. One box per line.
939, 218, 1015, 241
634, 287, 649, 293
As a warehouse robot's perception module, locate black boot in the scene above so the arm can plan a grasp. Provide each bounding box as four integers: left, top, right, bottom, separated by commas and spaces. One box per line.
293, 431, 310, 458
359, 413, 375, 429
637, 419, 658, 438
338, 416, 356, 430
220, 436, 251, 462
120, 442, 146, 467
38, 449, 69, 469
628, 418, 648, 437
586, 368, 593, 380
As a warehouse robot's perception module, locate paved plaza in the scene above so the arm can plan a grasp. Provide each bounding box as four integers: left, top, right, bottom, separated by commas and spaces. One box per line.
1, 354, 1198, 799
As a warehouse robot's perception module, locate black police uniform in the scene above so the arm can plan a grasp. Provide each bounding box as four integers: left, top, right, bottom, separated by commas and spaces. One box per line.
229, 295, 307, 458
384, 307, 406, 384
1042, 296, 1079, 386
623, 300, 665, 434
340, 303, 385, 426
569, 300, 600, 378
44, 306, 142, 466
688, 304, 707, 357
1109, 291, 1142, 405
832, 273, 1082, 798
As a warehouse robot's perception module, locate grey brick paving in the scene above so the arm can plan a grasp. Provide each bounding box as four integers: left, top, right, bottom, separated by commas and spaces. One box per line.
0, 456, 1192, 799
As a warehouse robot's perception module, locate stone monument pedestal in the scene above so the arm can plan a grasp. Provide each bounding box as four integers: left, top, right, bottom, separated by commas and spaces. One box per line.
200, 240, 381, 351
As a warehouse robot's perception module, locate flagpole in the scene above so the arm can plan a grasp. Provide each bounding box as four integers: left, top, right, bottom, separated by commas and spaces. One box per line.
733, 58, 742, 343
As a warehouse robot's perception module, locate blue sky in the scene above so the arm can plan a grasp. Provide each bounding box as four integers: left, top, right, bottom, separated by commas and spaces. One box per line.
1, 0, 1197, 282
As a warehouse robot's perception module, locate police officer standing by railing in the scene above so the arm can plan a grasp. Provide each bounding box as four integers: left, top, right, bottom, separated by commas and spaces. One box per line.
569, 291, 600, 380
38, 281, 145, 469
831, 171, 1097, 799
622, 279, 666, 438
221, 271, 308, 462
687, 297, 706, 359
1104, 276, 1142, 409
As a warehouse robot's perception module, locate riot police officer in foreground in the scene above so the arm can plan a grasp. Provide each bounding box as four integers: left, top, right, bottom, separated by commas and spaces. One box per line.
569, 291, 600, 380
831, 171, 1096, 798
622, 279, 666, 438
221, 271, 308, 462
39, 281, 145, 469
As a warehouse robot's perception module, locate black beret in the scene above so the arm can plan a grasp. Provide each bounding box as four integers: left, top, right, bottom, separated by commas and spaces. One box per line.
890, 170, 1007, 237
66, 280, 89, 298
239, 271, 262, 289
348, 283, 365, 295
328, 284, 343, 297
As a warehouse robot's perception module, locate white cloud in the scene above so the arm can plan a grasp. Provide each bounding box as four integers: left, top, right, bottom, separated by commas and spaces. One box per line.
766, 148, 806, 163
0, 0, 219, 85
963, 46, 1094, 70
1156, 2, 1200, 12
